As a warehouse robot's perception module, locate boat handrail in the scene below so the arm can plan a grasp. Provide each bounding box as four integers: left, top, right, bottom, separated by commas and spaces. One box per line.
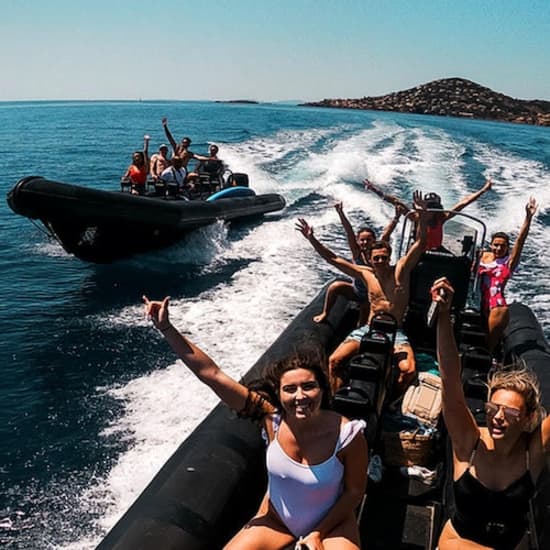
398, 208, 487, 302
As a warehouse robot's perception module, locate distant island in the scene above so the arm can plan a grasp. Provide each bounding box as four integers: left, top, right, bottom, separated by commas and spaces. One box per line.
215, 99, 259, 104
302, 78, 550, 126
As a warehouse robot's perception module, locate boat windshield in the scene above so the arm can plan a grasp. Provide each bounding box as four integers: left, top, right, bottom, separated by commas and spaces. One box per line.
399, 209, 486, 261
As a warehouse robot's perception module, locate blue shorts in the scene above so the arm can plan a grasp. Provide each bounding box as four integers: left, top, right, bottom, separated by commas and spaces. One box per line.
346, 324, 410, 347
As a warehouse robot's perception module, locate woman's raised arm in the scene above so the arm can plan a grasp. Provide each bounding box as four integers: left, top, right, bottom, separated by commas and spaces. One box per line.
143, 296, 252, 413
433, 279, 479, 458
508, 197, 537, 273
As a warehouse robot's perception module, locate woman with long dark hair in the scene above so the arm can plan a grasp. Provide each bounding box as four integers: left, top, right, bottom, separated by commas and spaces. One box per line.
143, 296, 368, 550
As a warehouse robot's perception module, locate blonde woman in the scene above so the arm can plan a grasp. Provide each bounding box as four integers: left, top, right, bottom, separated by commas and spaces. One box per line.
432, 277, 550, 549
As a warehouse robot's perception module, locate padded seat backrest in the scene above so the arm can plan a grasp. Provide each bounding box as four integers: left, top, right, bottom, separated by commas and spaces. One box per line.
199, 160, 223, 177
409, 251, 472, 313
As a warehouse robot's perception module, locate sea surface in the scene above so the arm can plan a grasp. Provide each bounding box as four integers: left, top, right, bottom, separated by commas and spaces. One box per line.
1, 101, 549, 549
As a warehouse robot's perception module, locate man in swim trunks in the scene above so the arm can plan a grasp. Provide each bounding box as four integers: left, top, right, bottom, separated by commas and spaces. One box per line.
296, 207, 428, 395
313, 202, 405, 326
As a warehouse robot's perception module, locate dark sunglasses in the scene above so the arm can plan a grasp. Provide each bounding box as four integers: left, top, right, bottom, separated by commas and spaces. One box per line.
485, 402, 521, 421
372, 254, 389, 263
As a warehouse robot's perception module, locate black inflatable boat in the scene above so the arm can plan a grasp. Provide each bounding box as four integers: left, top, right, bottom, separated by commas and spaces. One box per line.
6, 176, 285, 263
96, 212, 550, 549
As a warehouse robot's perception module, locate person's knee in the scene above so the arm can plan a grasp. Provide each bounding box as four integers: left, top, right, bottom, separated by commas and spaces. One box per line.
329, 341, 358, 386
394, 347, 415, 374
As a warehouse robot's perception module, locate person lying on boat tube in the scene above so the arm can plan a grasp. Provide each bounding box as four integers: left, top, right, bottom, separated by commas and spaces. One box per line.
296, 205, 429, 398
143, 295, 368, 550
364, 177, 492, 250
313, 201, 405, 327
479, 197, 537, 354
121, 135, 150, 195
431, 276, 550, 550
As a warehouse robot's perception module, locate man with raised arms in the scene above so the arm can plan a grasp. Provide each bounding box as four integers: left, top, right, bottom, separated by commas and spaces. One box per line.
313, 201, 405, 326
296, 207, 428, 396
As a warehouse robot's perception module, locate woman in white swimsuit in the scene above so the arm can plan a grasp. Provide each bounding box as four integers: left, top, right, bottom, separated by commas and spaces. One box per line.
143, 296, 368, 550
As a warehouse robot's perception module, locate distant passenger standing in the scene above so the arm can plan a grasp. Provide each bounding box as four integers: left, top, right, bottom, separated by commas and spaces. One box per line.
161, 117, 197, 168
161, 117, 204, 184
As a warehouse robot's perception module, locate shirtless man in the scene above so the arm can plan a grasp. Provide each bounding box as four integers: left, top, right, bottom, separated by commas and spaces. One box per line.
296, 208, 428, 395
313, 202, 405, 325
162, 118, 221, 186
161, 117, 200, 171
149, 144, 171, 182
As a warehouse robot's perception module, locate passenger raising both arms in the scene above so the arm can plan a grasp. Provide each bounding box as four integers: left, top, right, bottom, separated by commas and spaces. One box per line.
479, 197, 537, 353
432, 277, 550, 550
313, 202, 404, 326
296, 206, 428, 396
143, 296, 368, 550
364, 177, 492, 250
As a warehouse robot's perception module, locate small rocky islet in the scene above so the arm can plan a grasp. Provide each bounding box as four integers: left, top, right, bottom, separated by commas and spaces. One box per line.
302, 78, 550, 127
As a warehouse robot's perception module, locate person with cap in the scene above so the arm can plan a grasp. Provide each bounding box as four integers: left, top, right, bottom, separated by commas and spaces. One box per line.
159, 156, 189, 197
150, 144, 172, 182
364, 178, 493, 250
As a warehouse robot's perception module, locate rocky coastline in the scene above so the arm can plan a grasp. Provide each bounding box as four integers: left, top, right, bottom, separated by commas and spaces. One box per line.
302, 78, 550, 127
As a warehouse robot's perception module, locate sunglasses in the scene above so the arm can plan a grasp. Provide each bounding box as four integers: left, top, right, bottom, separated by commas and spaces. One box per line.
372, 254, 389, 263
485, 402, 522, 422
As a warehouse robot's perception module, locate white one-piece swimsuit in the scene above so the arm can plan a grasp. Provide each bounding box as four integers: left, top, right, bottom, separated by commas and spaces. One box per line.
265, 414, 366, 537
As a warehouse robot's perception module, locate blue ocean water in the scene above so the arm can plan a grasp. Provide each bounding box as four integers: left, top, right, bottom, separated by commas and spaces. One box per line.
1, 101, 549, 548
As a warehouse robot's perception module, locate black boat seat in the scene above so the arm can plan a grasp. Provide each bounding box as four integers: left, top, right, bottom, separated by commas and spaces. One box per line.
196, 160, 224, 196
409, 250, 472, 313
120, 177, 132, 192
224, 172, 249, 189
404, 251, 472, 350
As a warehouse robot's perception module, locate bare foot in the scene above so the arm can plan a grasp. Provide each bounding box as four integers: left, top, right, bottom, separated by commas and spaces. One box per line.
313, 312, 328, 323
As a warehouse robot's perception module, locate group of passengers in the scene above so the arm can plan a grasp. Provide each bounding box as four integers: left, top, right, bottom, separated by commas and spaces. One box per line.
144, 175, 547, 550
121, 118, 223, 197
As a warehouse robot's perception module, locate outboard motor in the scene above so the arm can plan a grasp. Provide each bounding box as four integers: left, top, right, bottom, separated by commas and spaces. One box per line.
333, 314, 397, 444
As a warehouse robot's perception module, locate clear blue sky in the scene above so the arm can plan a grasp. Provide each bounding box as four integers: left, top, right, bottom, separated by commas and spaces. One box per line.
2, 0, 549, 101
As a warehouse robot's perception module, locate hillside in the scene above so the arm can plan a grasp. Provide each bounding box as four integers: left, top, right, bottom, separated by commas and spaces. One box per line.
302, 78, 550, 126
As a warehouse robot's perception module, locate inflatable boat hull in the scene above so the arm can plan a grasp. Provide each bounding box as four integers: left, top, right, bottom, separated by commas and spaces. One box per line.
97, 296, 550, 550
7, 177, 286, 263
